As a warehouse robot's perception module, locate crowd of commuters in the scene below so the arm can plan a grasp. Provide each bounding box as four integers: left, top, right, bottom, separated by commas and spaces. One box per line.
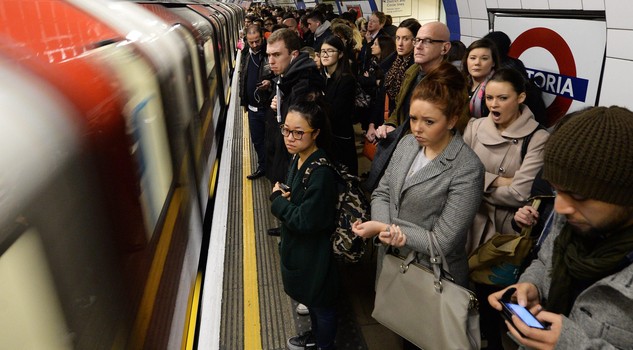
239, 4, 633, 350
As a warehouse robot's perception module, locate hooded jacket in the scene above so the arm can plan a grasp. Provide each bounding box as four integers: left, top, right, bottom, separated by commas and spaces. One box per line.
274, 52, 325, 123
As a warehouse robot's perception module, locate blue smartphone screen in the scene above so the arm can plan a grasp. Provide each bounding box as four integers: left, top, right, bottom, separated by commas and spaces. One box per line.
507, 303, 545, 329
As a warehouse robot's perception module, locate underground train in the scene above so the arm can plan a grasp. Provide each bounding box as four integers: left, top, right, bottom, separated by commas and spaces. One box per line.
0, 1, 244, 348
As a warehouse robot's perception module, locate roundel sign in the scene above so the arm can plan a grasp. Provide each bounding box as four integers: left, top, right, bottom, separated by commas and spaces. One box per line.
509, 27, 589, 125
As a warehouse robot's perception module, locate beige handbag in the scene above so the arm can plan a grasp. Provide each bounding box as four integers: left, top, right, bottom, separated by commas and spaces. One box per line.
372, 231, 481, 349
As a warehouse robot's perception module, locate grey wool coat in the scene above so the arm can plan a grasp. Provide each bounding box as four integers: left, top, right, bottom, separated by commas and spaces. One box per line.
519, 214, 633, 349
372, 132, 485, 287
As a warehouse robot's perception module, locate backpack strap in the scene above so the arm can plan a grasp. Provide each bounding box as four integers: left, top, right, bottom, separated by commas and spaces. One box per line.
301, 157, 333, 188
520, 124, 547, 163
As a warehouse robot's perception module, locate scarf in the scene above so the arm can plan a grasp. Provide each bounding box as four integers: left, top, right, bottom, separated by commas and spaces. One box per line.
547, 223, 633, 315
469, 70, 494, 118
384, 53, 413, 106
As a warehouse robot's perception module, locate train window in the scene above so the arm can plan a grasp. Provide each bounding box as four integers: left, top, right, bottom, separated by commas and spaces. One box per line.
173, 25, 204, 112
204, 38, 216, 81
91, 43, 173, 239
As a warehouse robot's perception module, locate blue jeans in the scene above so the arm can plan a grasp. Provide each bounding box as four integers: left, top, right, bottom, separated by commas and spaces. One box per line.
248, 108, 266, 171
308, 305, 337, 349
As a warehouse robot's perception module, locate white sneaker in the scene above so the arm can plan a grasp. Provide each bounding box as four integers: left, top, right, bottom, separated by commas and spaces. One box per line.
295, 303, 309, 316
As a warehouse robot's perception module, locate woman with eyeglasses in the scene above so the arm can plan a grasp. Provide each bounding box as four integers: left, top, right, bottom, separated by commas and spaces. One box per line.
270, 101, 339, 350
319, 35, 358, 175
462, 39, 501, 118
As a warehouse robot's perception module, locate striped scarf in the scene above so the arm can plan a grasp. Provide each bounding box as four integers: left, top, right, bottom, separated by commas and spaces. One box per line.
469, 70, 494, 118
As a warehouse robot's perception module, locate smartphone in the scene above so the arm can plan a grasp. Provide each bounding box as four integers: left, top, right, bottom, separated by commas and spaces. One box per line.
278, 183, 290, 192
499, 288, 547, 337
501, 301, 547, 330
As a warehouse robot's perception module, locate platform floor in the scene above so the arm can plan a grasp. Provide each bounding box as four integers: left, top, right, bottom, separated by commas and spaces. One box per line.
217, 106, 402, 349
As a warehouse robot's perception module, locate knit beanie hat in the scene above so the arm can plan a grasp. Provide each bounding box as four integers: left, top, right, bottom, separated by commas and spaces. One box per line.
543, 106, 633, 206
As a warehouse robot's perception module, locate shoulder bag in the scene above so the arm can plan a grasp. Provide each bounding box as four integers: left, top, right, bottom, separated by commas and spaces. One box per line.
372, 230, 481, 349
469, 199, 542, 286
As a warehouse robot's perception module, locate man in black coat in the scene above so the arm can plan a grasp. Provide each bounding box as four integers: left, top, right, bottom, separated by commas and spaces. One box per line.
239, 25, 274, 179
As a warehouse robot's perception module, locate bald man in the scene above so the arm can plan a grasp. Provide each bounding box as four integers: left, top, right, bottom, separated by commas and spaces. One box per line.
364, 22, 451, 192
282, 17, 300, 37
376, 21, 451, 137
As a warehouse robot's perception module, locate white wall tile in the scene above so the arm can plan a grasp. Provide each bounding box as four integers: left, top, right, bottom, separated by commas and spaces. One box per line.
548, 0, 582, 10
605, 0, 633, 29
460, 18, 473, 36
606, 29, 633, 60
498, 0, 522, 8
472, 18, 491, 37
456, 0, 471, 17
470, 0, 490, 19
598, 57, 633, 109
417, 0, 440, 20
486, 0, 500, 9
461, 35, 476, 46
582, 0, 605, 10
521, 0, 549, 10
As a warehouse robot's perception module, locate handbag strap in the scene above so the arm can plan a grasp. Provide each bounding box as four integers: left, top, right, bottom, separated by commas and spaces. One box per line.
520, 198, 542, 238
425, 230, 451, 292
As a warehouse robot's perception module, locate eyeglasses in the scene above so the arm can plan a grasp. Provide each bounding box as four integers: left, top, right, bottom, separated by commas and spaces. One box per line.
265, 22, 273, 26
280, 126, 314, 140
413, 38, 446, 46
319, 49, 339, 57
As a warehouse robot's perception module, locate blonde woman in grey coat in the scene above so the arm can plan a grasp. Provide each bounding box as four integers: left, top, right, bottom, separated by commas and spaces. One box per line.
352, 63, 484, 287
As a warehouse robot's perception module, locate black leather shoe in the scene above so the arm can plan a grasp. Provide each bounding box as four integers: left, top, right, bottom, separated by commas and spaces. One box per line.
247, 168, 265, 180
267, 227, 281, 236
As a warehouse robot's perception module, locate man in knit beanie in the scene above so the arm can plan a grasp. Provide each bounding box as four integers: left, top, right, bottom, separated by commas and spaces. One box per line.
488, 106, 633, 349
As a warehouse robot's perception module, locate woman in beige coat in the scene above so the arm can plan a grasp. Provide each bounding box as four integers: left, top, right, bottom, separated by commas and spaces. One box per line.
463, 68, 549, 349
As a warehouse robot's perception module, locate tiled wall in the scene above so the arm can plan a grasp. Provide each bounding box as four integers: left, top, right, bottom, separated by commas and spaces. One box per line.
455, 0, 633, 108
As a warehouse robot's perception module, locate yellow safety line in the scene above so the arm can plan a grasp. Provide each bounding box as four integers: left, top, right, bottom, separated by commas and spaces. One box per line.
209, 159, 220, 199
130, 188, 183, 350
242, 110, 263, 349
182, 273, 202, 350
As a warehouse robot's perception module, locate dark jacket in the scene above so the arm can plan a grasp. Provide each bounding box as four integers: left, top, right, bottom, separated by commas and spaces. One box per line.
312, 21, 333, 50
265, 53, 325, 183
276, 52, 325, 121
358, 29, 386, 74
239, 42, 274, 108
324, 70, 357, 174
270, 149, 340, 307
357, 52, 397, 129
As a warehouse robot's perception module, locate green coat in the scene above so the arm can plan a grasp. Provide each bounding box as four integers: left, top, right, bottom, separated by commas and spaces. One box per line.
270, 149, 340, 307
386, 64, 421, 127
